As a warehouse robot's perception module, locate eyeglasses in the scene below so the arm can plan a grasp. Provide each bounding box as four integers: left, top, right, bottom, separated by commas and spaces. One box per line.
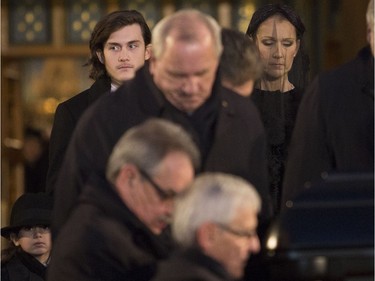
216, 223, 257, 239
19, 226, 50, 237
138, 168, 178, 201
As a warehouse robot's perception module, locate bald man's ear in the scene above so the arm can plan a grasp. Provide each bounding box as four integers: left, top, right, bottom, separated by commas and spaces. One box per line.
96, 50, 104, 64
196, 222, 217, 252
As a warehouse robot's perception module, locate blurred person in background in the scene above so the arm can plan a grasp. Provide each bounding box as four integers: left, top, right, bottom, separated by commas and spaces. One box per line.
282, 0, 374, 207
220, 27, 263, 97
23, 127, 49, 193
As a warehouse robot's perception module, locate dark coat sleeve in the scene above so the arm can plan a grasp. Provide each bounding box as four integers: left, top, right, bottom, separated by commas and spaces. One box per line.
46, 102, 78, 195
281, 76, 332, 205
2, 255, 45, 281
46, 77, 110, 195
50, 99, 112, 239
205, 91, 273, 230
282, 49, 374, 207
50, 82, 147, 239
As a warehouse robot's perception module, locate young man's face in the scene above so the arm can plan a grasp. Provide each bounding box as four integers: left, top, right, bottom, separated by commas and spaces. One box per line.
99, 24, 151, 87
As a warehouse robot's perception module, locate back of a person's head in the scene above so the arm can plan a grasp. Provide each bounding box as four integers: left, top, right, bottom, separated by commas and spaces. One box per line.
172, 172, 261, 248
220, 28, 262, 88
152, 9, 222, 59
106, 118, 200, 184
88, 10, 151, 80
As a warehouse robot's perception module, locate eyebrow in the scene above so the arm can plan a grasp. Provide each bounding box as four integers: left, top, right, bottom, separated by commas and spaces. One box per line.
261, 36, 296, 40
138, 168, 178, 200
106, 40, 142, 46
167, 68, 209, 77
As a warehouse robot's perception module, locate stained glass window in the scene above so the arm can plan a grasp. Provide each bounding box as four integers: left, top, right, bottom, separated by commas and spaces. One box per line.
175, 0, 217, 18
232, 0, 256, 32
9, 0, 51, 44
119, 0, 162, 29
66, 0, 105, 44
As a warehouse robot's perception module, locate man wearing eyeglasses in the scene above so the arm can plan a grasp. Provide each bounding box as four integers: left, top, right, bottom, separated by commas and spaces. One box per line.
153, 172, 261, 281
47, 118, 200, 281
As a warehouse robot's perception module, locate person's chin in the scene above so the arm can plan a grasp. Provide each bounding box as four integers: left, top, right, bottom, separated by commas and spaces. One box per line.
151, 223, 167, 235
118, 71, 135, 81
182, 100, 203, 113
229, 265, 244, 279
30, 249, 48, 256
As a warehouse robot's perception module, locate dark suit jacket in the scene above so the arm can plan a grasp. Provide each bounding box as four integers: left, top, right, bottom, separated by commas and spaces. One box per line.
47, 175, 172, 281
282, 46, 374, 206
46, 76, 111, 194
153, 247, 234, 281
1, 249, 46, 281
51, 65, 272, 239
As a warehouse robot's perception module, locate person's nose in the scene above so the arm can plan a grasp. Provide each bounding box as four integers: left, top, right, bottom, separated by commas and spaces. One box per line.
32, 227, 44, 238
272, 42, 283, 59
247, 235, 261, 254
118, 49, 129, 62
181, 77, 199, 94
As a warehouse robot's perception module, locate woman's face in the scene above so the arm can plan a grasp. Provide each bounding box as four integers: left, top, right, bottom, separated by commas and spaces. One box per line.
254, 15, 300, 81
12, 226, 52, 264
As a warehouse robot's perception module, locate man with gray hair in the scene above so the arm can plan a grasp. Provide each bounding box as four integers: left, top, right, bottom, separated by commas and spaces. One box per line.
52, 8, 272, 242
47, 118, 199, 280
153, 172, 261, 281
